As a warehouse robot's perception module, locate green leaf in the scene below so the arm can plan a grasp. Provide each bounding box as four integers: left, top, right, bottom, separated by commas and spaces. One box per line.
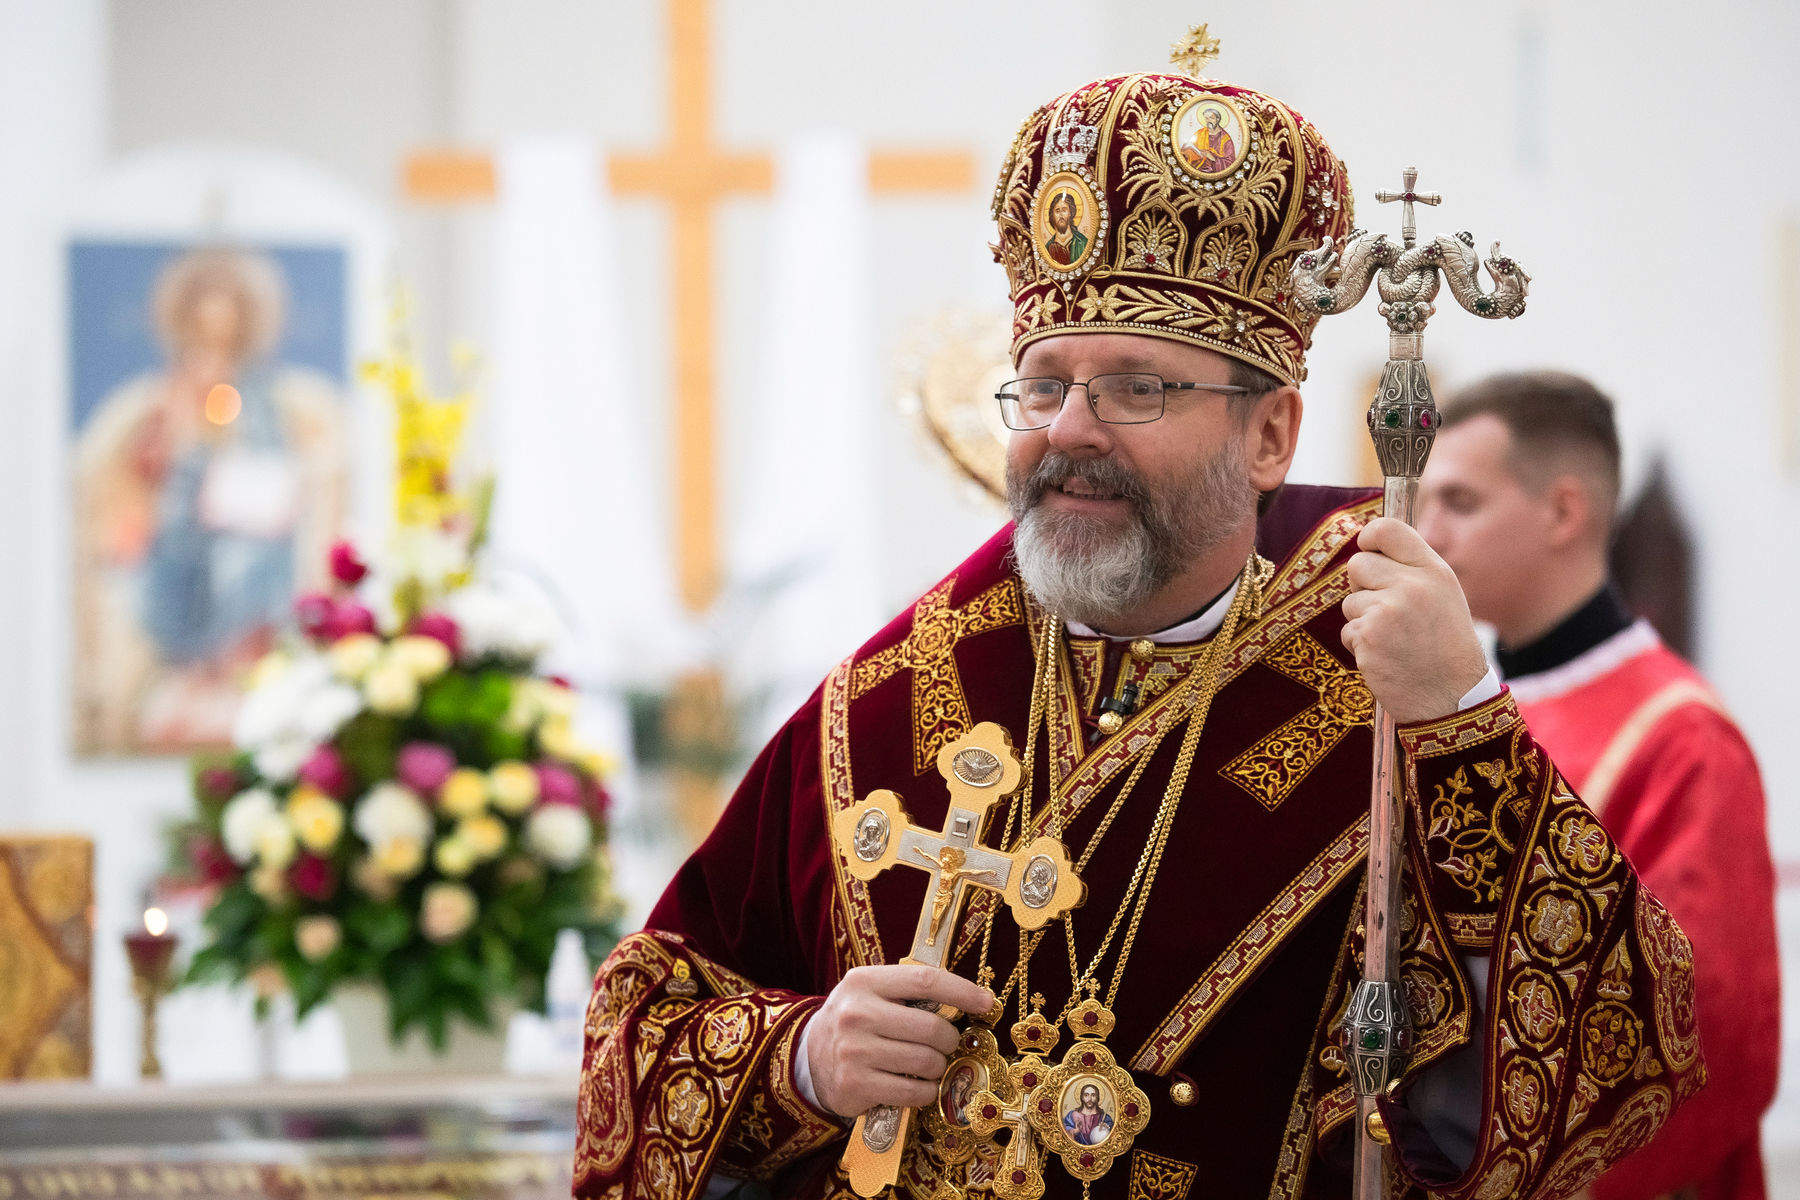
336, 713, 401, 785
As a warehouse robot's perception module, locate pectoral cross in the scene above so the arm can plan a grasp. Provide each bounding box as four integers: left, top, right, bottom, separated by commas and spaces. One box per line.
831, 724, 1085, 1196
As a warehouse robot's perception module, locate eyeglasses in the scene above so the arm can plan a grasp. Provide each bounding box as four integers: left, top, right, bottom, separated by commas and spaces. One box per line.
995, 373, 1250, 430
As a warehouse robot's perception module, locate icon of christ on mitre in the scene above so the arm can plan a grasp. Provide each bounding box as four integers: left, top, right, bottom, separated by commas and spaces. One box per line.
573, 29, 1703, 1200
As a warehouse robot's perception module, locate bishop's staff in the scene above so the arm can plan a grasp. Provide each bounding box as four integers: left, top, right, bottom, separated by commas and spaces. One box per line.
1289, 167, 1529, 1198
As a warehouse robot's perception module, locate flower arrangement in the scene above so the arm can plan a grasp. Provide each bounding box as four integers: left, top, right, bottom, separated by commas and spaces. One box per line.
169, 305, 622, 1047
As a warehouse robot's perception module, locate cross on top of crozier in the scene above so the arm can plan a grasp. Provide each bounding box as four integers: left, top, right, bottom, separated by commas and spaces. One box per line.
831, 723, 1085, 1198
1374, 166, 1441, 247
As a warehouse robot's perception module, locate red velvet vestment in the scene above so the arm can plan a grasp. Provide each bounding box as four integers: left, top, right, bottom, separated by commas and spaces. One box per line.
1508, 626, 1777, 1200
574, 487, 1704, 1200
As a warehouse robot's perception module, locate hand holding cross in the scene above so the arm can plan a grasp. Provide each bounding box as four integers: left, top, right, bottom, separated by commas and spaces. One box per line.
830, 723, 1085, 1197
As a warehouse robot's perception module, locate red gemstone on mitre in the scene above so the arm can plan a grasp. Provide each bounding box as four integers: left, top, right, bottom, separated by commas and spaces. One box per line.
1039, 1098, 1053, 1113
1125, 1103, 1140, 1118
981, 1104, 998, 1120
1023, 1071, 1038, 1087
1081, 1051, 1096, 1066
1079, 1153, 1095, 1168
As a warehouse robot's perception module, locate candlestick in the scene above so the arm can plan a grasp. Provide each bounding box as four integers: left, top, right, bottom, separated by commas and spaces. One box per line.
124, 907, 178, 1079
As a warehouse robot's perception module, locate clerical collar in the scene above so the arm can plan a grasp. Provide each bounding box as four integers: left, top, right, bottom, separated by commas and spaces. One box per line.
1065, 579, 1239, 645
1496, 585, 1633, 681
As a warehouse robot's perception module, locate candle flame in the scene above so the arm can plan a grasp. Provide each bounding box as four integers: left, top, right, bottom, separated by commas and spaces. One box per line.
144, 907, 169, 937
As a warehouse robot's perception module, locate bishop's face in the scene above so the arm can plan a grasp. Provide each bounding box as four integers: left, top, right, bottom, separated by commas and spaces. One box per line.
1004, 333, 1275, 629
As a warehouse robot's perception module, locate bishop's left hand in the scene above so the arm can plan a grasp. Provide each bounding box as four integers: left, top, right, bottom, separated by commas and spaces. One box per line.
1340, 517, 1489, 724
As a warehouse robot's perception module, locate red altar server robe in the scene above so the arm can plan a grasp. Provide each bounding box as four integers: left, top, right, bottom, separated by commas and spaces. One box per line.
1509, 622, 1778, 1200
574, 487, 1704, 1200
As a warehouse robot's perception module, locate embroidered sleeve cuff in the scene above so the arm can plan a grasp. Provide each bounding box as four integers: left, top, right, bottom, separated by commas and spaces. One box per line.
1395, 687, 1521, 758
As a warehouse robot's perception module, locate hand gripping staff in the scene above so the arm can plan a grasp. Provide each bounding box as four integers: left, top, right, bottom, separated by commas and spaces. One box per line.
1288, 166, 1529, 1200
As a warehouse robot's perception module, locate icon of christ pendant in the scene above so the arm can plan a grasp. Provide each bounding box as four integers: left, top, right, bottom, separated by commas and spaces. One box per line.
974, 997, 1151, 1192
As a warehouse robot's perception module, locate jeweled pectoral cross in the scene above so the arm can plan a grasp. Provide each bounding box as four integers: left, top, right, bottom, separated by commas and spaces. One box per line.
832, 723, 1085, 1197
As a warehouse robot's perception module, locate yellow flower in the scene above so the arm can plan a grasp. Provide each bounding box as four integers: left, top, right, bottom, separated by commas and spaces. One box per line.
295, 915, 341, 962
439, 768, 489, 818
576, 748, 615, 780
250, 863, 289, 902
248, 963, 288, 998
286, 786, 344, 853
364, 659, 420, 716
488, 761, 540, 814
247, 651, 292, 691
374, 837, 425, 879
433, 835, 478, 878
538, 716, 577, 760
352, 857, 398, 900
328, 633, 384, 681
254, 821, 298, 870
536, 679, 578, 720
389, 635, 451, 682
458, 814, 508, 861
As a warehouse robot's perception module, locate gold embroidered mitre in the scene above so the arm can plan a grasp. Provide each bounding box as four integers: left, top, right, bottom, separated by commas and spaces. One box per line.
992, 70, 1354, 384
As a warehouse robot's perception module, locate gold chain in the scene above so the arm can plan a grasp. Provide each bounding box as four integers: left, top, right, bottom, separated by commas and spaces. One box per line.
976, 552, 1270, 1022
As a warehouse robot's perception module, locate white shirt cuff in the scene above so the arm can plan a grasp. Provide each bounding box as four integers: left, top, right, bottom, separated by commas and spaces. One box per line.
1457, 667, 1502, 712
795, 1012, 824, 1110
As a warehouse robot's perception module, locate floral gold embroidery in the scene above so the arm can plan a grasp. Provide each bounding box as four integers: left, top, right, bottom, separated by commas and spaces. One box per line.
851, 576, 1025, 775
1126, 1151, 1198, 1200
1219, 630, 1372, 810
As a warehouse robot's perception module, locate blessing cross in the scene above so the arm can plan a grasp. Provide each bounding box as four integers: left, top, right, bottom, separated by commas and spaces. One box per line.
1374, 166, 1441, 247
831, 723, 1083, 1197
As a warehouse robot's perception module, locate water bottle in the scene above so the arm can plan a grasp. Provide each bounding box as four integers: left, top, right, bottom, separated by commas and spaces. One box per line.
546, 928, 592, 1070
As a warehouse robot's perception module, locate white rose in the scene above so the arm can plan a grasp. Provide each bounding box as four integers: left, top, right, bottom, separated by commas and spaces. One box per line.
253, 735, 313, 784
525, 804, 592, 869
296, 680, 362, 742
352, 782, 432, 847
443, 582, 560, 662
221, 788, 280, 864
328, 634, 384, 681
364, 658, 420, 716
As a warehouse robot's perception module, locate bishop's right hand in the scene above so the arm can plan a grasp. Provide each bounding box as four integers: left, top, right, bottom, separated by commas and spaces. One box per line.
806, 964, 996, 1118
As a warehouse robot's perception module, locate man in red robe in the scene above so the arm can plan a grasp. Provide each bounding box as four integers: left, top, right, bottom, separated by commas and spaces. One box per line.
1419, 370, 1778, 1200
575, 70, 1704, 1200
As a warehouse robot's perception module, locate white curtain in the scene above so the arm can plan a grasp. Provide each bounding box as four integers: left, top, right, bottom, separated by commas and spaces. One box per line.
491, 137, 686, 685
729, 137, 881, 725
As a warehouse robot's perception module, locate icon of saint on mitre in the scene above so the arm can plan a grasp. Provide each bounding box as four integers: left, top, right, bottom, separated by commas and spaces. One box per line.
1170, 95, 1249, 180
1032, 171, 1102, 272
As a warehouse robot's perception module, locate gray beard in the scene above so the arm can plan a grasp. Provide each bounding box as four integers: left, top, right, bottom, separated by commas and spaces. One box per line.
1007, 442, 1255, 630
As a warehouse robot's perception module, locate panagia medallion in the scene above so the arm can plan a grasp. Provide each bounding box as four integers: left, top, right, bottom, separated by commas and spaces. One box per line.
1023, 999, 1150, 1185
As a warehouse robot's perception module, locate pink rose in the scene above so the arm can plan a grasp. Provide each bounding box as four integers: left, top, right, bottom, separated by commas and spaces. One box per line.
288, 853, 337, 902
584, 778, 613, 822
298, 745, 353, 799
407, 612, 462, 659
535, 762, 583, 807
294, 592, 336, 640
328, 540, 370, 586
189, 834, 240, 885
328, 602, 379, 639
197, 765, 243, 806
397, 742, 457, 795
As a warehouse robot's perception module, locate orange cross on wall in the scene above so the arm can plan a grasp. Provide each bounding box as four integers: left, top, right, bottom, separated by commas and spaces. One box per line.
404, 0, 977, 612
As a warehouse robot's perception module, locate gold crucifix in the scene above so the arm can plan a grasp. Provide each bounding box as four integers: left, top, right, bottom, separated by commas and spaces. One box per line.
402, 0, 976, 612
831, 723, 1084, 1196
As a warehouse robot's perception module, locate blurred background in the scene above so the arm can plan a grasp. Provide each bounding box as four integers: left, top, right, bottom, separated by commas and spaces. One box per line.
0, 0, 1795, 1191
